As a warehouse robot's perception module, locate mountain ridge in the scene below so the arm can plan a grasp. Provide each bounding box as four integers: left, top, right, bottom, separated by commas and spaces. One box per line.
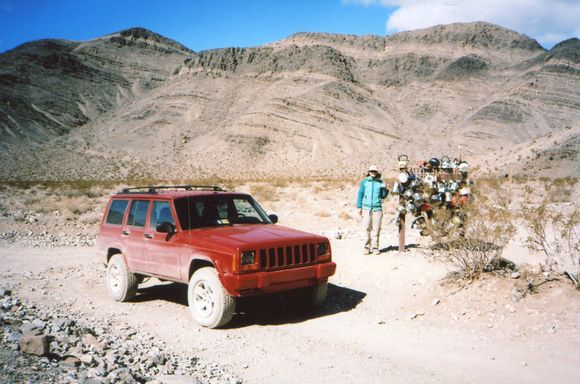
0, 22, 578, 180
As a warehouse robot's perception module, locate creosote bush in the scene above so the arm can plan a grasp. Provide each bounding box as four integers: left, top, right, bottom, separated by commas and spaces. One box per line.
522, 200, 579, 275
432, 187, 516, 280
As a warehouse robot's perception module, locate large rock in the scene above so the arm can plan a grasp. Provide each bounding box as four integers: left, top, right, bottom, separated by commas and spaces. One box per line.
19, 334, 50, 356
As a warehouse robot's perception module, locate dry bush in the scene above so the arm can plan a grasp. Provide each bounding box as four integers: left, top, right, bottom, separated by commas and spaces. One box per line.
433, 191, 516, 280
312, 179, 352, 194
538, 178, 576, 202
314, 210, 332, 218
24, 192, 96, 216
339, 211, 352, 220
522, 200, 579, 275
270, 178, 289, 188
250, 184, 278, 203
79, 210, 103, 225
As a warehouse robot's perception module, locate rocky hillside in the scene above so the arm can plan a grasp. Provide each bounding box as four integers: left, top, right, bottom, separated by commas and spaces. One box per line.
0, 22, 578, 180
0, 28, 193, 146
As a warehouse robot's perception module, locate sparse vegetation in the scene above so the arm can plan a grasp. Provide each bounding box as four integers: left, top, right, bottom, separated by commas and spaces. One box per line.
432, 187, 516, 281
249, 184, 278, 203
522, 199, 579, 275
314, 210, 332, 218
338, 211, 352, 220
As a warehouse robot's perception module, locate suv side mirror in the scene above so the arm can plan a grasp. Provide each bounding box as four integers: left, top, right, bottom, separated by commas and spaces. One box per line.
268, 214, 278, 224
156, 221, 176, 234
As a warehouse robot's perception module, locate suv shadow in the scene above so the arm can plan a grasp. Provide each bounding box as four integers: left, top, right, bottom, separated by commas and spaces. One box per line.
133, 282, 366, 328
230, 284, 366, 328
133, 282, 188, 305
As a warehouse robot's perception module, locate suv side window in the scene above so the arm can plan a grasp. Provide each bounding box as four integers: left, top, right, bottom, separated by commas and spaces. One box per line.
233, 198, 262, 222
127, 200, 150, 227
105, 199, 129, 225
150, 201, 174, 229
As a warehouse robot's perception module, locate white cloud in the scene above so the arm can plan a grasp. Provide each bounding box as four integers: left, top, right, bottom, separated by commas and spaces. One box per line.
346, 0, 580, 47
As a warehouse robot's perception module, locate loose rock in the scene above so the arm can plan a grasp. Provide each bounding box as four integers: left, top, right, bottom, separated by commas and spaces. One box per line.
19, 334, 50, 356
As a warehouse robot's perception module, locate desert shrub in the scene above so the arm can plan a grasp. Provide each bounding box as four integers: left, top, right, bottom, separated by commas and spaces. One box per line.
79, 210, 103, 225
270, 178, 289, 188
522, 200, 579, 275
432, 191, 516, 280
538, 178, 576, 202
314, 210, 332, 218
250, 184, 278, 202
339, 211, 352, 220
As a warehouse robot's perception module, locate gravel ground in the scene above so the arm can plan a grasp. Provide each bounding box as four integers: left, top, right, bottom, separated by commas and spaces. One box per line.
0, 288, 240, 384
0, 182, 578, 383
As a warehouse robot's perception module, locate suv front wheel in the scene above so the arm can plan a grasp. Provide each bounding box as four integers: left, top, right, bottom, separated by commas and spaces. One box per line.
305, 282, 328, 308
188, 267, 235, 328
106, 254, 138, 302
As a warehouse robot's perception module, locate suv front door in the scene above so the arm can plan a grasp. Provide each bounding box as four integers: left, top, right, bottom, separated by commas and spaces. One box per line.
143, 200, 182, 280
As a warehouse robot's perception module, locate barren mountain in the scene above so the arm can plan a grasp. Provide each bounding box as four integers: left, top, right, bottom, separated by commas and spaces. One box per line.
0, 22, 578, 181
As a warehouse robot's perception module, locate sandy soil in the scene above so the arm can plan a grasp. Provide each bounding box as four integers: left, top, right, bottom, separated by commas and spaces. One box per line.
1, 236, 579, 383
1, 179, 579, 383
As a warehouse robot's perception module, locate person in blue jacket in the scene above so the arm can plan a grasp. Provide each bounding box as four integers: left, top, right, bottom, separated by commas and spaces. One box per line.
357, 165, 389, 254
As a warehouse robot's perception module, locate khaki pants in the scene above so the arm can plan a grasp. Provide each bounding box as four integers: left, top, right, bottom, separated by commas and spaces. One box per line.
362, 209, 382, 250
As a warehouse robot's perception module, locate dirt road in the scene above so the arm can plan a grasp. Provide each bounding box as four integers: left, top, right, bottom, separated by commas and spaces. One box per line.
1, 236, 578, 384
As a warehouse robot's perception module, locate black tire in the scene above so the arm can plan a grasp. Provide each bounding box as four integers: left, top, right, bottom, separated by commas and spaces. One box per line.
106, 254, 138, 302
305, 282, 328, 308
188, 267, 235, 328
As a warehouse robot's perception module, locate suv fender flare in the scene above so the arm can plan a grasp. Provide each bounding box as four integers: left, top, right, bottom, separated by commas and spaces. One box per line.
185, 255, 216, 281
106, 245, 124, 263
107, 246, 136, 273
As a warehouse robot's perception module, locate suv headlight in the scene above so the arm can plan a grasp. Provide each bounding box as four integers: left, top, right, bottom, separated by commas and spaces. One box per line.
241, 250, 256, 265
317, 242, 329, 257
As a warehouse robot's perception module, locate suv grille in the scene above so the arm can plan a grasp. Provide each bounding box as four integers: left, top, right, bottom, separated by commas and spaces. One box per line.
259, 243, 317, 269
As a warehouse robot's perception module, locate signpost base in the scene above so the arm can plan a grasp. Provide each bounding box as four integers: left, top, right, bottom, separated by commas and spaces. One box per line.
398, 213, 406, 252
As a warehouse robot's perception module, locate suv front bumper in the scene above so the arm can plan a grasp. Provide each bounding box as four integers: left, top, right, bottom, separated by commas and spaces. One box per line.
221, 261, 337, 296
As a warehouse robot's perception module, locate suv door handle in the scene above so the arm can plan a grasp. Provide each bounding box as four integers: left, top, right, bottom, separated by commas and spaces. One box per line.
122, 230, 130, 236
144, 233, 153, 239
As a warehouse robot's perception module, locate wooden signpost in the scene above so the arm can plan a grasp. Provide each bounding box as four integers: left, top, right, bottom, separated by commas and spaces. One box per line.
398, 211, 406, 252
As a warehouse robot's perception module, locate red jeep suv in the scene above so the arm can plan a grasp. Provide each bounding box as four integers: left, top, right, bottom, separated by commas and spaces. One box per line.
96, 185, 336, 328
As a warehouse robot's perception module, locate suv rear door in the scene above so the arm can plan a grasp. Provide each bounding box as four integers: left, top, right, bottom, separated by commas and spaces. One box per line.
122, 199, 151, 273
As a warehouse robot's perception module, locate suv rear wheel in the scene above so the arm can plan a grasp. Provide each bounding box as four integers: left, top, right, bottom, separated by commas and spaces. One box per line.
106, 254, 138, 302
188, 267, 235, 328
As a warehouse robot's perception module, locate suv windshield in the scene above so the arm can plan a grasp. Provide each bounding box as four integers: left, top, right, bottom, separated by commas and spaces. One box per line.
174, 194, 271, 229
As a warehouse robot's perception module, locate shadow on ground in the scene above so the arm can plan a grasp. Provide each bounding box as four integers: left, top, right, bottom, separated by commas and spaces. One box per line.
229, 283, 366, 328
133, 282, 366, 328
380, 243, 420, 253
134, 282, 188, 305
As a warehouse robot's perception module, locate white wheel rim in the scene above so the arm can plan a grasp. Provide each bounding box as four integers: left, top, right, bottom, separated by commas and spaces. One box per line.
193, 281, 215, 318
109, 263, 121, 294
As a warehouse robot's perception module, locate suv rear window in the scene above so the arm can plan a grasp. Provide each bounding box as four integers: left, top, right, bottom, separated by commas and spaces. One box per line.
127, 200, 150, 227
105, 199, 129, 225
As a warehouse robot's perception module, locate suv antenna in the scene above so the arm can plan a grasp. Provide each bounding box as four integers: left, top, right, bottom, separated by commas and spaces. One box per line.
186, 195, 192, 236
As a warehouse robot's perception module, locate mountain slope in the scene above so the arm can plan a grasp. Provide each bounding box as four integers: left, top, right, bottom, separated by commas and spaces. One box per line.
0, 23, 577, 180
0, 27, 193, 146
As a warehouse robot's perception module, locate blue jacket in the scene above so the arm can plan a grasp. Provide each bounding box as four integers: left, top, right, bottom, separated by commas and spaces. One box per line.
357, 177, 388, 211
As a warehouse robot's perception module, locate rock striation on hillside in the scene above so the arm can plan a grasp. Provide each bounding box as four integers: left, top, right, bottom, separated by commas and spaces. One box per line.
0, 28, 192, 145
0, 22, 578, 180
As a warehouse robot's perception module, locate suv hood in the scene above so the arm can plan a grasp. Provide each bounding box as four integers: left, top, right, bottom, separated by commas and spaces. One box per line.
184, 224, 326, 252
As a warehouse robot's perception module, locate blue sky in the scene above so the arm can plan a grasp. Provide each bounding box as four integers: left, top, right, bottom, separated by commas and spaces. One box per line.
0, 0, 394, 53
1, 0, 579, 54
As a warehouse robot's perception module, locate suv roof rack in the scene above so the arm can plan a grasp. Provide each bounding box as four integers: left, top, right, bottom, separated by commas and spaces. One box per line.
119, 185, 226, 194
